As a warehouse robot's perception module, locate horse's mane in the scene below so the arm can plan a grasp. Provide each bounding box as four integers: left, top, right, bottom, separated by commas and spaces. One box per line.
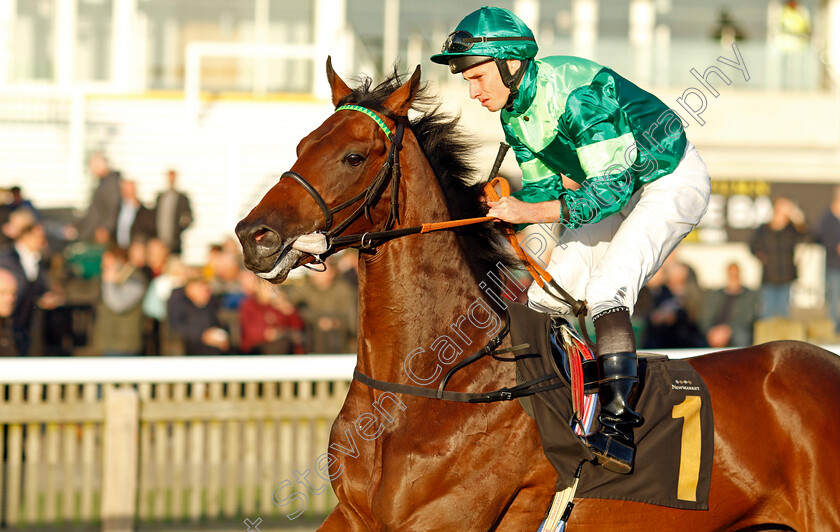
337, 70, 521, 291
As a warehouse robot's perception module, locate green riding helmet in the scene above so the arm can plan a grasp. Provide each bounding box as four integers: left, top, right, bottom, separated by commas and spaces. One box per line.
430, 6, 538, 108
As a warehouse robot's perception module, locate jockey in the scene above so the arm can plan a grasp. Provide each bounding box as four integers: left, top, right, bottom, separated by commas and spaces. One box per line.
431, 6, 711, 474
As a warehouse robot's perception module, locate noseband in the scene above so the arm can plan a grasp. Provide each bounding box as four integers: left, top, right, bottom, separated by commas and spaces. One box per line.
279, 104, 405, 265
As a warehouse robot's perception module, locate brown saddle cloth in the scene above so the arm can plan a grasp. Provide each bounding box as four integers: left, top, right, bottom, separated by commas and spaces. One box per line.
508, 302, 714, 510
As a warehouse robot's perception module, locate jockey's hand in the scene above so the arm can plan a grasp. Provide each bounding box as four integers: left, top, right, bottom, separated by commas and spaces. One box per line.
487, 197, 562, 225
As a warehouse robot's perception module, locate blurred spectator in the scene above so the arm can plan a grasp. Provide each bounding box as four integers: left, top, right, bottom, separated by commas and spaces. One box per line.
142, 256, 188, 356
776, 1, 812, 90
699, 263, 759, 347
1, 208, 39, 251
203, 243, 224, 281
221, 236, 240, 256
634, 274, 658, 338
239, 276, 305, 354
667, 259, 705, 326
127, 240, 152, 282
641, 260, 707, 349
74, 152, 123, 242
143, 257, 188, 322
291, 260, 357, 353
0, 188, 11, 216
710, 9, 747, 44
7, 186, 38, 216
115, 180, 156, 250
336, 249, 359, 291
62, 229, 109, 281
154, 169, 193, 255
817, 185, 840, 334
0, 214, 61, 355
168, 276, 230, 355
778, 0, 811, 51
146, 238, 171, 278
0, 268, 19, 356
211, 251, 246, 310
93, 246, 147, 356
750, 196, 809, 318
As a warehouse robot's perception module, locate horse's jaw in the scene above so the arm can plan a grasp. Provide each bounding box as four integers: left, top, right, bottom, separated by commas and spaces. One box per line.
254, 244, 305, 284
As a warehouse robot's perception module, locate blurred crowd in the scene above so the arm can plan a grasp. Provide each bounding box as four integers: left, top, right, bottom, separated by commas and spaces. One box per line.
635, 256, 757, 349
0, 152, 838, 356
0, 152, 358, 357
636, 190, 840, 349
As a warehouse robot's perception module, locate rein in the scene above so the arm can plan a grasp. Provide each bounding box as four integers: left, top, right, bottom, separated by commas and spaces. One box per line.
283, 104, 492, 261
335, 142, 593, 343
284, 103, 592, 344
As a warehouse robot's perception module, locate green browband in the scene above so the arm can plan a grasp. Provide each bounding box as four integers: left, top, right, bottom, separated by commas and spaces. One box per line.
335, 104, 393, 140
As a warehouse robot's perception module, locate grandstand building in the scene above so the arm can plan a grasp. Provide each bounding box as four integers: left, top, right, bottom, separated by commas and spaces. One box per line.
1, 0, 839, 307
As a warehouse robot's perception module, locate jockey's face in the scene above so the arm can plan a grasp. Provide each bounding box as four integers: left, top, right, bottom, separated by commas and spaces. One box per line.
462, 60, 520, 113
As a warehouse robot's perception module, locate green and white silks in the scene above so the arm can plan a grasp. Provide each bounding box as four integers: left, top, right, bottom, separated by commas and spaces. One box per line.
502, 56, 687, 229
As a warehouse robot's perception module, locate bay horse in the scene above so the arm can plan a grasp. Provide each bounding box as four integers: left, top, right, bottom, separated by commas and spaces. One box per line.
236, 60, 840, 531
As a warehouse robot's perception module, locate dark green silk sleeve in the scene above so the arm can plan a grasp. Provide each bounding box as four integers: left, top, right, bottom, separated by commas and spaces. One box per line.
558, 71, 638, 228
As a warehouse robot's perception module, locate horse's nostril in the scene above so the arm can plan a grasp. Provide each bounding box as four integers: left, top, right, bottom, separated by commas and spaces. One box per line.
251, 226, 280, 249
253, 228, 269, 244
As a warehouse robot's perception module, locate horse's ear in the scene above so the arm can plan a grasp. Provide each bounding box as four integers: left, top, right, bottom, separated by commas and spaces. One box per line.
382, 65, 422, 116
326, 56, 352, 108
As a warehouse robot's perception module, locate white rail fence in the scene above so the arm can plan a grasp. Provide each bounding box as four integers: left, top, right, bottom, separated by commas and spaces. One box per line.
0, 356, 355, 531
2, 348, 838, 530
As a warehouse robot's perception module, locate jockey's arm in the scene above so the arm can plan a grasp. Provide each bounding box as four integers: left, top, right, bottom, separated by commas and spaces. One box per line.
486, 173, 576, 224
487, 196, 563, 225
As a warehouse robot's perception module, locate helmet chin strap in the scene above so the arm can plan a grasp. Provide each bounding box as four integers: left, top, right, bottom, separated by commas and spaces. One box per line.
494, 58, 530, 111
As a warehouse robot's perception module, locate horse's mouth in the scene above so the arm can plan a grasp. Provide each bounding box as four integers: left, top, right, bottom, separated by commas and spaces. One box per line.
254, 242, 305, 284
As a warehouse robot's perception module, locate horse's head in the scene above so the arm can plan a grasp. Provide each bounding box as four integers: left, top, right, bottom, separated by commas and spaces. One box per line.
236, 57, 422, 283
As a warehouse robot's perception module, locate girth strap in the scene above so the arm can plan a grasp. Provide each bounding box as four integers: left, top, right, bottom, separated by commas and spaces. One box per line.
353, 368, 563, 404
352, 315, 565, 403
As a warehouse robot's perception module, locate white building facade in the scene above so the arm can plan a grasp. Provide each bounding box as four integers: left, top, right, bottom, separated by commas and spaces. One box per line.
0, 0, 838, 295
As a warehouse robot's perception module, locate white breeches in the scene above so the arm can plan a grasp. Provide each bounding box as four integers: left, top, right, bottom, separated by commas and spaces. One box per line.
523, 142, 711, 317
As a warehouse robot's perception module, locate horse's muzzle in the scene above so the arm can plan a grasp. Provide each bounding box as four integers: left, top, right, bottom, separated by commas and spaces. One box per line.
236, 220, 282, 270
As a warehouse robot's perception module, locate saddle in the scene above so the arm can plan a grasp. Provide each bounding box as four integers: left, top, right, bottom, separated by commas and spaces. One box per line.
352, 301, 715, 511
508, 302, 715, 511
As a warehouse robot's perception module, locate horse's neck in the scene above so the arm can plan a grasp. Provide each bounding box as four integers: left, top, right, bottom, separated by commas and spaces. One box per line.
357, 237, 494, 384
355, 164, 501, 383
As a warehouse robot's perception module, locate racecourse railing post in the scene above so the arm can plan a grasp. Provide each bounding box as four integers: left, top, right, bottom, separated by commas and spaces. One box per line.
101, 387, 140, 532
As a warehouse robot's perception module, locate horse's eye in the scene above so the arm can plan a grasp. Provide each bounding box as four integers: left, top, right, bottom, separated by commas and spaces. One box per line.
344, 153, 365, 166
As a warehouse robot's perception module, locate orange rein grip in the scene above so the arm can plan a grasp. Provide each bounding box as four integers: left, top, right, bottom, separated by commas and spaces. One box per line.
482, 177, 554, 287
483, 176, 509, 201
419, 217, 494, 233
418, 178, 510, 233
418, 176, 555, 290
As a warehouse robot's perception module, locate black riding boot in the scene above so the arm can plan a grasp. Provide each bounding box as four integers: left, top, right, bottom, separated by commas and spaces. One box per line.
585, 307, 643, 474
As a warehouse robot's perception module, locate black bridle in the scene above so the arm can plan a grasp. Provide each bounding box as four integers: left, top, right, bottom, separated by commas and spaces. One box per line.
279, 104, 406, 266
278, 106, 593, 344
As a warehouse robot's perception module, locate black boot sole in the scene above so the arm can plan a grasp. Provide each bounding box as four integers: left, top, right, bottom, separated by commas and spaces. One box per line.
586, 432, 635, 474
